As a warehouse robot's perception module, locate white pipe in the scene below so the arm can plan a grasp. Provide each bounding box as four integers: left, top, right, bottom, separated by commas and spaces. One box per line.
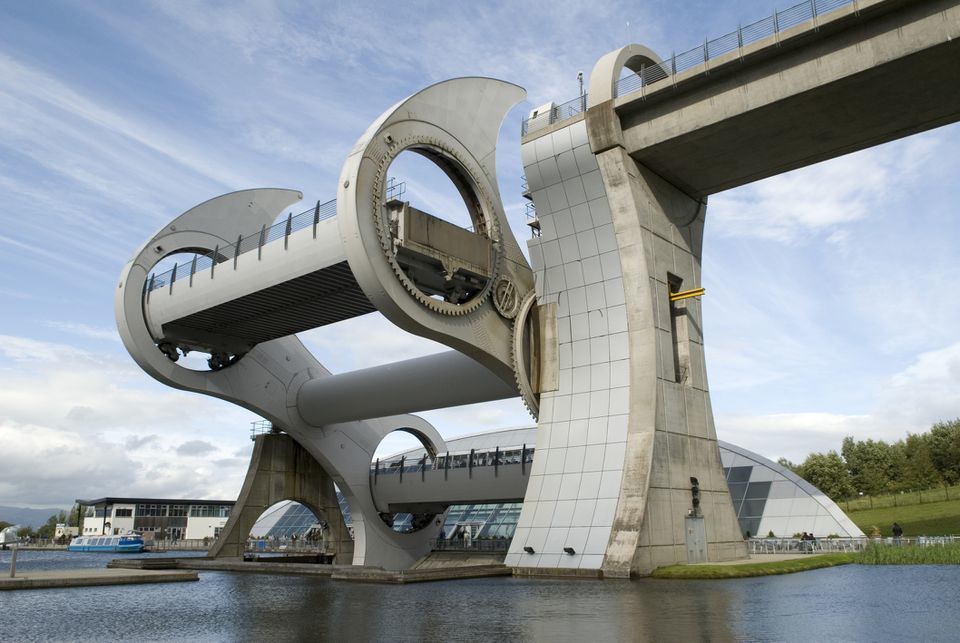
297, 351, 517, 426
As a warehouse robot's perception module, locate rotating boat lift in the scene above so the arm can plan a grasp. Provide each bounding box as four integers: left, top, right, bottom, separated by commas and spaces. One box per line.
116, 0, 960, 575
116, 79, 546, 570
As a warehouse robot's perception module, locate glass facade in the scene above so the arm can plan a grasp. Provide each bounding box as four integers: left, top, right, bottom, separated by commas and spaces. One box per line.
268, 503, 321, 538
718, 441, 863, 538
189, 504, 231, 518
258, 430, 863, 545
366, 430, 863, 543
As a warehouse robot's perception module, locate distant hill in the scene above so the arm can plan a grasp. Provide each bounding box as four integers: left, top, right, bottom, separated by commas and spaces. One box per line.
0, 505, 67, 529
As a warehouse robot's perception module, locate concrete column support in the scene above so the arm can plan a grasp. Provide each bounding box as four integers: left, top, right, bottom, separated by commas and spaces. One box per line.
592, 142, 745, 575
507, 44, 745, 576
584, 44, 746, 575
210, 433, 353, 563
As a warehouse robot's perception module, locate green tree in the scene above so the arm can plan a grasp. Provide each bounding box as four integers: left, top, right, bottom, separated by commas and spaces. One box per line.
798, 450, 854, 500
927, 419, 960, 484
37, 510, 71, 539
842, 437, 898, 495
886, 439, 909, 492
68, 503, 81, 527
901, 433, 941, 489
0, 521, 11, 531
776, 457, 802, 476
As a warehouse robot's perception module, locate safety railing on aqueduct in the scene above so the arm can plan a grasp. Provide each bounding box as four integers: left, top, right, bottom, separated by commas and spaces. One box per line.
145, 179, 406, 295
521, 0, 857, 135
371, 445, 536, 483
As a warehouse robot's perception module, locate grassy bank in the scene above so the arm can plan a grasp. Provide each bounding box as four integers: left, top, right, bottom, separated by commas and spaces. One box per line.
857, 542, 960, 564
847, 497, 960, 536
841, 485, 960, 512
650, 553, 854, 579
652, 543, 960, 579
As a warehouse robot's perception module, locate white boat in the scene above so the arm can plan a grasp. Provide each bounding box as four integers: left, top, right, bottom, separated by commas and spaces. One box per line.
68, 533, 145, 553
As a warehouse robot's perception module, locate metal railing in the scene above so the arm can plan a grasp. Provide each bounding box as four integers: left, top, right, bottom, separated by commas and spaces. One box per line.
250, 420, 281, 441
430, 537, 512, 552
522, 94, 588, 135
371, 445, 535, 480
521, 0, 856, 135
749, 534, 960, 554
748, 537, 866, 553
146, 538, 211, 551
244, 538, 329, 553
145, 179, 406, 295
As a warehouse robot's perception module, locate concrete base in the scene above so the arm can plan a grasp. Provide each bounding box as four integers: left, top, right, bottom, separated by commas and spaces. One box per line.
330, 564, 511, 584
177, 557, 340, 576
512, 566, 604, 579
411, 551, 507, 569
0, 568, 198, 590
210, 433, 353, 563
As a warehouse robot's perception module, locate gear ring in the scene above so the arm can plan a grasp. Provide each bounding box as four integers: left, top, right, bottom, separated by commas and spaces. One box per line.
512, 290, 540, 418
370, 134, 503, 316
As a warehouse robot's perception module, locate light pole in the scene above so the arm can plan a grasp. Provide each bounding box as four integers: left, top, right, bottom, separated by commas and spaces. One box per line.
577, 71, 584, 111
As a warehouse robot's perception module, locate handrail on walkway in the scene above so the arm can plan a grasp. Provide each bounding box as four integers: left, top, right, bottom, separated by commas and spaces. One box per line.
748, 534, 960, 554
145, 179, 406, 295
521, 0, 856, 135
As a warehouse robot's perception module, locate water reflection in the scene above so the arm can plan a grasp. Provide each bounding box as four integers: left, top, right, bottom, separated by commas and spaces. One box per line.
1, 552, 958, 641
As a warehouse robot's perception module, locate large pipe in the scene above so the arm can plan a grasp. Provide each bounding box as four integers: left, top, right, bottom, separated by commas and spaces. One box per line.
297, 351, 518, 426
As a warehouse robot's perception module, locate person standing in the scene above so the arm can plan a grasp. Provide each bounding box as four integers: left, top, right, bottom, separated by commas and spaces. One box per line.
892, 522, 903, 545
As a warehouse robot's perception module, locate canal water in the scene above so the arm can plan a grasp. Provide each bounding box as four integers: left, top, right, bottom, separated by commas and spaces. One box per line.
2, 550, 958, 641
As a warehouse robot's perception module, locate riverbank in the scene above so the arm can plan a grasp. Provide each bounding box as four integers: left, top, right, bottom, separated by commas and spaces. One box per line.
653, 542, 960, 579
0, 567, 199, 590
653, 553, 854, 579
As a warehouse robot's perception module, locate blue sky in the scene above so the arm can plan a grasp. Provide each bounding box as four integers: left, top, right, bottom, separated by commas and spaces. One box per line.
1, 0, 958, 508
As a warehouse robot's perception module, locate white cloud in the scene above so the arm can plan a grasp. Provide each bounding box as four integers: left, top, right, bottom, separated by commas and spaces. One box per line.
0, 421, 139, 506
176, 440, 218, 457
298, 314, 448, 373
43, 321, 120, 343
0, 52, 254, 192
710, 135, 938, 243
718, 341, 960, 463
0, 335, 256, 506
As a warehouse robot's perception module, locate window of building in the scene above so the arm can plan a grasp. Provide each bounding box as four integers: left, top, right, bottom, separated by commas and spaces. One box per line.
189, 504, 231, 518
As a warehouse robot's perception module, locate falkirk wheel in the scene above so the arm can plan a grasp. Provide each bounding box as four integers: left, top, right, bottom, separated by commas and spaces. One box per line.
116, 67, 747, 575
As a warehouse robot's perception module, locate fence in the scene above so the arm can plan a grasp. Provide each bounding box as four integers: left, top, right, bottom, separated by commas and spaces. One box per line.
250, 419, 282, 441
749, 537, 867, 553
145, 179, 405, 295
521, 0, 856, 135
842, 485, 960, 512
147, 538, 211, 552
244, 538, 328, 554
430, 538, 511, 553
146, 197, 337, 294
749, 535, 960, 554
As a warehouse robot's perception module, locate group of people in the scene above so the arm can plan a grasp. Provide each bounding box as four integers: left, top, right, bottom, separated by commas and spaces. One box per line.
798, 531, 817, 551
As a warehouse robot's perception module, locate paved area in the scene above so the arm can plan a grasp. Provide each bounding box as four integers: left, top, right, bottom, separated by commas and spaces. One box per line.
693, 552, 826, 566
0, 567, 198, 590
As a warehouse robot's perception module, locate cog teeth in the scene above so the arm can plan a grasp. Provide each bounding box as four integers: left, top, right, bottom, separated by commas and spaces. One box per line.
372, 134, 503, 317
511, 290, 540, 420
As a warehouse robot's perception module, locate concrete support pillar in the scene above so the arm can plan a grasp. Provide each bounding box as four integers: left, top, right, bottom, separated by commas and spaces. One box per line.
506, 43, 747, 575
210, 433, 353, 563
594, 144, 745, 575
